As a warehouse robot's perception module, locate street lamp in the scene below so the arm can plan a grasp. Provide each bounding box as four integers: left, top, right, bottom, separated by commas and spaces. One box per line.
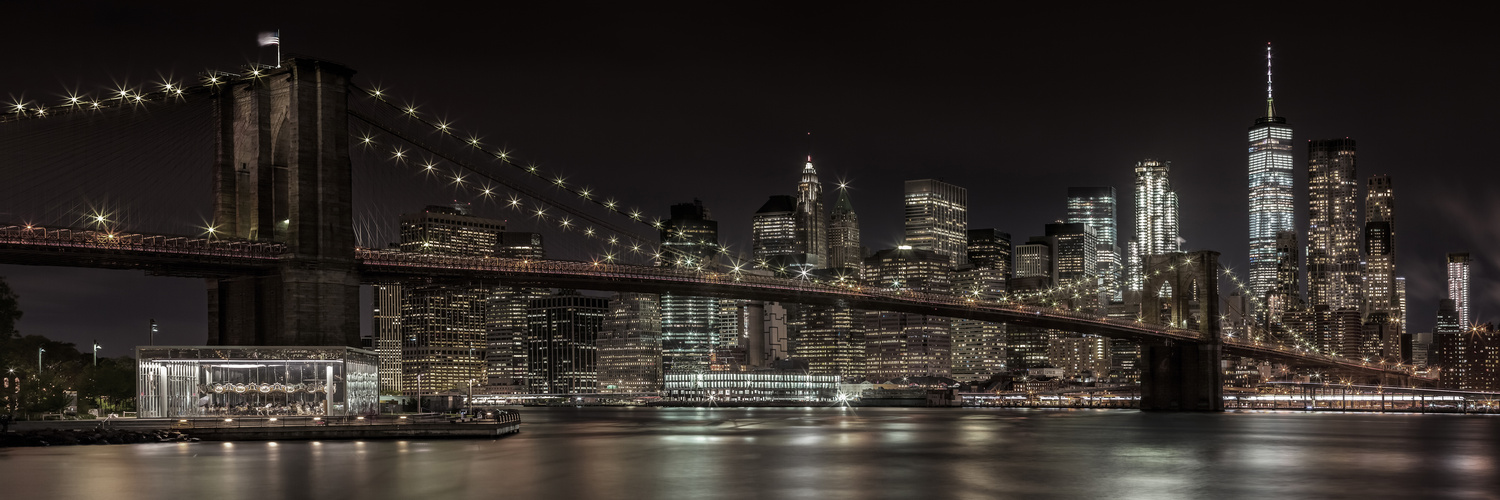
415, 374, 423, 414
150, 319, 158, 345
468, 378, 476, 417
38, 348, 45, 373
93, 341, 101, 366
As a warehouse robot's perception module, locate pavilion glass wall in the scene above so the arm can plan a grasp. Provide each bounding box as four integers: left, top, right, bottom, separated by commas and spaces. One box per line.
136, 346, 378, 418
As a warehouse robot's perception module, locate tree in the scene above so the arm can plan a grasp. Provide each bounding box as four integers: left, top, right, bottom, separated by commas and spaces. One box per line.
20, 370, 73, 415
82, 357, 137, 412
0, 276, 19, 338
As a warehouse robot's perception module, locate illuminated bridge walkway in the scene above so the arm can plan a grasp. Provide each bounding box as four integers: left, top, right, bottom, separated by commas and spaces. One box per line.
0, 223, 1427, 383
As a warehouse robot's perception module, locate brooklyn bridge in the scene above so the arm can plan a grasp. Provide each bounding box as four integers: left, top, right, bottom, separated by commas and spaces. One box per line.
0, 58, 1430, 411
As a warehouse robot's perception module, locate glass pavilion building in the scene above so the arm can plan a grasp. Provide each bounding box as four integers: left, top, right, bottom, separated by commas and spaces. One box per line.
136, 346, 379, 418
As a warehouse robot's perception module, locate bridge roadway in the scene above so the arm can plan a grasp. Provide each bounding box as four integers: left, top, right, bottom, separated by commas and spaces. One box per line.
0, 225, 1425, 381
357, 249, 1421, 380
0, 225, 286, 277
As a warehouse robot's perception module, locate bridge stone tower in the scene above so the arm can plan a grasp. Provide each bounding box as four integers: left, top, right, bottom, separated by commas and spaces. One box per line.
206, 59, 360, 347
1138, 251, 1224, 411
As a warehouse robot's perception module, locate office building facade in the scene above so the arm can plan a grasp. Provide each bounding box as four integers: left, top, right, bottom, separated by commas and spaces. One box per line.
863, 247, 953, 380
597, 292, 664, 394
904, 179, 968, 266
1067, 187, 1121, 302
828, 188, 863, 273
1448, 253, 1472, 328
396, 205, 503, 395
1129, 159, 1179, 293
526, 291, 607, 395
1306, 139, 1361, 311
660, 200, 722, 373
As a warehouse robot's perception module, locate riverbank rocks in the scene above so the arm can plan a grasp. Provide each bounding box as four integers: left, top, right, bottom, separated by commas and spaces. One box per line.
0, 428, 195, 447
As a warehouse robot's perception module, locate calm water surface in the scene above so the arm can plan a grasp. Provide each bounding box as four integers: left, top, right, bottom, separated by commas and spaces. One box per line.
3, 408, 1499, 499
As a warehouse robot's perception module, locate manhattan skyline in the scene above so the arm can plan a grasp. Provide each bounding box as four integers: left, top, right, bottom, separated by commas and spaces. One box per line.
1, 5, 1497, 354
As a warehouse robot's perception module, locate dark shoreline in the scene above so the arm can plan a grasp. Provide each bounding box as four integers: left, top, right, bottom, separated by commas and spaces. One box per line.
1, 428, 195, 447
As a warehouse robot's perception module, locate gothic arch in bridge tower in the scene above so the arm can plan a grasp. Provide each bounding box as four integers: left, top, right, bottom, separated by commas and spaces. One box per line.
207, 58, 360, 347
1138, 251, 1224, 411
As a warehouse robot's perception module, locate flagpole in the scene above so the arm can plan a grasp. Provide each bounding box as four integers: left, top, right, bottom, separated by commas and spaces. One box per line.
276, 29, 281, 68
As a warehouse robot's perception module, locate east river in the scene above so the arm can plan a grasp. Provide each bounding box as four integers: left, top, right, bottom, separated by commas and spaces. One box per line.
3, 407, 1498, 499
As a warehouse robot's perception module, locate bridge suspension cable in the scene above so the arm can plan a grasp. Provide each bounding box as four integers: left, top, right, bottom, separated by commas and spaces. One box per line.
346, 83, 721, 266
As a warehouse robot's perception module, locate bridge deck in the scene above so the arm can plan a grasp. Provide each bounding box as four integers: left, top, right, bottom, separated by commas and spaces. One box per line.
0, 228, 1428, 382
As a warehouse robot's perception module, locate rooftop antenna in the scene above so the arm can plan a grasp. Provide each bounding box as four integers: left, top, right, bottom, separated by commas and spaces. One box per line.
1266, 42, 1276, 117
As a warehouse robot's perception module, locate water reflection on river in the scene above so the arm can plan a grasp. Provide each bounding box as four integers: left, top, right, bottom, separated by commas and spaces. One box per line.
3, 408, 1498, 499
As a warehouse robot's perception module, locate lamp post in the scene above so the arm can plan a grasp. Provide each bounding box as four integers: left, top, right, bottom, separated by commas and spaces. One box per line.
415, 374, 423, 414
150, 319, 158, 345
468, 378, 475, 417
38, 348, 45, 373
93, 341, 100, 366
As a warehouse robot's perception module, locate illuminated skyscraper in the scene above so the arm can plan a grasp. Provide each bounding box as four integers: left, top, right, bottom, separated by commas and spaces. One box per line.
1005, 277, 1059, 371
597, 292, 663, 394
798, 157, 828, 267
904, 179, 968, 266
1364, 175, 1399, 327
396, 204, 503, 395
751, 195, 801, 266
1045, 223, 1098, 293
863, 247, 953, 380
487, 232, 546, 393
1267, 231, 1301, 319
948, 229, 1010, 382
1448, 253, 1472, 328
375, 284, 402, 394
952, 267, 1006, 382
1307, 139, 1361, 311
1013, 239, 1053, 282
966, 229, 1012, 278
660, 200, 721, 373
827, 187, 863, 273
526, 291, 606, 395
1067, 187, 1121, 302
1127, 159, 1179, 292
1248, 43, 1296, 302
792, 297, 865, 380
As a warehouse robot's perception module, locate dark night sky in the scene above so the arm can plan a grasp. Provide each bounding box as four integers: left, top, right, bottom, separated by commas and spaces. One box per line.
2, 4, 1497, 356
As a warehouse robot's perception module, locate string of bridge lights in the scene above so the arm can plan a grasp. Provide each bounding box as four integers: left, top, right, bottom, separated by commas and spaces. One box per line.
0, 67, 289, 123
350, 84, 721, 267
6, 68, 1362, 337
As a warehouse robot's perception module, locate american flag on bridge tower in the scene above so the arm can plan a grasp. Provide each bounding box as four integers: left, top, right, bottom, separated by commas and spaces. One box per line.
258, 31, 280, 46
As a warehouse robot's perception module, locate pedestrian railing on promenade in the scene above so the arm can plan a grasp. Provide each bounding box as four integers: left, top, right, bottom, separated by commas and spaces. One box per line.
169, 410, 519, 429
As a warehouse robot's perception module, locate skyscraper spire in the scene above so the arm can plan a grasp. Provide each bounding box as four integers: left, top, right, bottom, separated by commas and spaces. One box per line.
797, 155, 828, 267
1248, 42, 1295, 306
1266, 42, 1276, 118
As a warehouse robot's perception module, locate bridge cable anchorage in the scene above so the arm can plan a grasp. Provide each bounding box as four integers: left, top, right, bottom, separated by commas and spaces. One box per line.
347, 84, 710, 266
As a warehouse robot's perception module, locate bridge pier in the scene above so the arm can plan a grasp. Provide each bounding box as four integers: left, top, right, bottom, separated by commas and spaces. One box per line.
1137, 251, 1224, 411
1140, 340, 1224, 411
206, 59, 360, 347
